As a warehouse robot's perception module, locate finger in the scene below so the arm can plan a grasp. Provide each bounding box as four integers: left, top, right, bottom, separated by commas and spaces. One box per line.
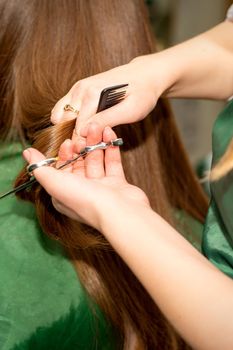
58, 139, 73, 161
24, 148, 103, 230
23, 147, 47, 174
71, 126, 85, 150
103, 127, 125, 178
72, 138, 86, 175
85, 122, 104, 179
56, 139, 74, 172
79, 95, 138, 137
50, 94, 76, 124
23, 147, 80, 203
51, 81, 84, 125
57, 138, 86, 176
74, 86, 101, 135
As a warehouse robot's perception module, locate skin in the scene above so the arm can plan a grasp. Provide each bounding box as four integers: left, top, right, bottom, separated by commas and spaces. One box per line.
50, 21, 233, 135
23, 124, 233, 350
23, 19, 233, 350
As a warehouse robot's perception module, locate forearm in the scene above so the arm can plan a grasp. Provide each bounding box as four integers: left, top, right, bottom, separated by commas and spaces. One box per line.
142, 21, 233, 100
99, 201, 233, 350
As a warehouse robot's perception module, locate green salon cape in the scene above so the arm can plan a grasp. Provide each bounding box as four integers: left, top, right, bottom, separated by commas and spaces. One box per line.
0, 136, 211, 350
0, 143, 120, 350
202, 100, 233, 277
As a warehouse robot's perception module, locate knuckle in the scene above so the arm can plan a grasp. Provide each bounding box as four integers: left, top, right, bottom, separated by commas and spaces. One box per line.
84, 86, 100, 100
72, 79, 88, 93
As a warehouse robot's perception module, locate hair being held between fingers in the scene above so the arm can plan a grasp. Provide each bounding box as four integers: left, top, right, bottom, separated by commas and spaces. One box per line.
0, 0, 209, 348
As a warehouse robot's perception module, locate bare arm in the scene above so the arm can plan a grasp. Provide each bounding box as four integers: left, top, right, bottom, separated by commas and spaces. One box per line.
24, 124, 233, 350
99, 202, 233, 350
51, 20, 233, 130
160, 21, 233, 100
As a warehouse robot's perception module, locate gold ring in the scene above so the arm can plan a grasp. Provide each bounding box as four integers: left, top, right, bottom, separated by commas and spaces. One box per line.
64, 104, 79, 115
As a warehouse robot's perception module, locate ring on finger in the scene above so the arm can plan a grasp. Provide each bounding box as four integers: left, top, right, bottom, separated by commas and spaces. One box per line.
64, 104, 79, 115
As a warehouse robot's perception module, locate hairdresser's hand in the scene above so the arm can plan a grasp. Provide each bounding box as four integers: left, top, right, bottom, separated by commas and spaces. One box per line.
23, 124, 150, 230
51, 54, 171, 136
51, 20, 233, 136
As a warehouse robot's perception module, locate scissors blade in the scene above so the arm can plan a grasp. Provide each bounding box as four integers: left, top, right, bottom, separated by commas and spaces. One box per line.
0, 138, 123, 199
0, 177, 37, 199
0, 154, 85, 200
56, 152, 87, 170
0, 153, 86, 199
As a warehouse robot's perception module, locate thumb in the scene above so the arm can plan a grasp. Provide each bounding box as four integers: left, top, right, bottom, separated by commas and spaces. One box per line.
23, 148, 68, 200
23, 147, 46, 164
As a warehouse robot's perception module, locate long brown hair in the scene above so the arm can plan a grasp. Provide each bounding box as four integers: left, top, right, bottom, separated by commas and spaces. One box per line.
0, 0, 208, 348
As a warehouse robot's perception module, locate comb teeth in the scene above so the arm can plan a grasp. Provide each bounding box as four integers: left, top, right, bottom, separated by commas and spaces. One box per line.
106, 91, 126, 101
97, 84, 128, 112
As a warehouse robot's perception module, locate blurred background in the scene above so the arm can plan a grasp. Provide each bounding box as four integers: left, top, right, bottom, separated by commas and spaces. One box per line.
147, 0, 231, 167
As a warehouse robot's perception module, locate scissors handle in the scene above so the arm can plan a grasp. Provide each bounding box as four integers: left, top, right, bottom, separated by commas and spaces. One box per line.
0, 138, 123, 199
0, 84, 128, 199
57, 138, 123, 169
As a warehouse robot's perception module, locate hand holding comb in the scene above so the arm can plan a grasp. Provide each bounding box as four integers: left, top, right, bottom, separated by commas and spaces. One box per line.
0, 83, 128, 199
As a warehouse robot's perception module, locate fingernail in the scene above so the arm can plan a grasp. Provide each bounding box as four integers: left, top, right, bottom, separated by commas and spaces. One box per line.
22, 149, 31, 162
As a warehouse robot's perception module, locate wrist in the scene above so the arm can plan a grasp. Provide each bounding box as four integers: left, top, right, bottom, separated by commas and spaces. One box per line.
97, 195, 153, 239
130, 51, 184, 99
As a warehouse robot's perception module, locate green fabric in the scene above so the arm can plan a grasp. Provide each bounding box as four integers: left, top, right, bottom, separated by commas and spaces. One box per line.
202, 100, 233, 278
0, 143, 120, 350
12, 306, 119, 350
175, 210, 203, 252
0, 140, 207, 349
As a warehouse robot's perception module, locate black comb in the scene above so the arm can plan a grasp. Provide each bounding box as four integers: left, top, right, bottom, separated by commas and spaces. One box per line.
0, 83, 128, 199
97, 84, 128, 112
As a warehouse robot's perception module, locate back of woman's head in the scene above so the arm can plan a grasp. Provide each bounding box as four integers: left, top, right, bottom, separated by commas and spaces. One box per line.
0, 0, 155, 140
0, 0, 207, 348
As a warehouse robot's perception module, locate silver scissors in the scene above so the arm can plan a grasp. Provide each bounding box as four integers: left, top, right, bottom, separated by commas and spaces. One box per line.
0, 83, 128, 200
0, 138, 123, 199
